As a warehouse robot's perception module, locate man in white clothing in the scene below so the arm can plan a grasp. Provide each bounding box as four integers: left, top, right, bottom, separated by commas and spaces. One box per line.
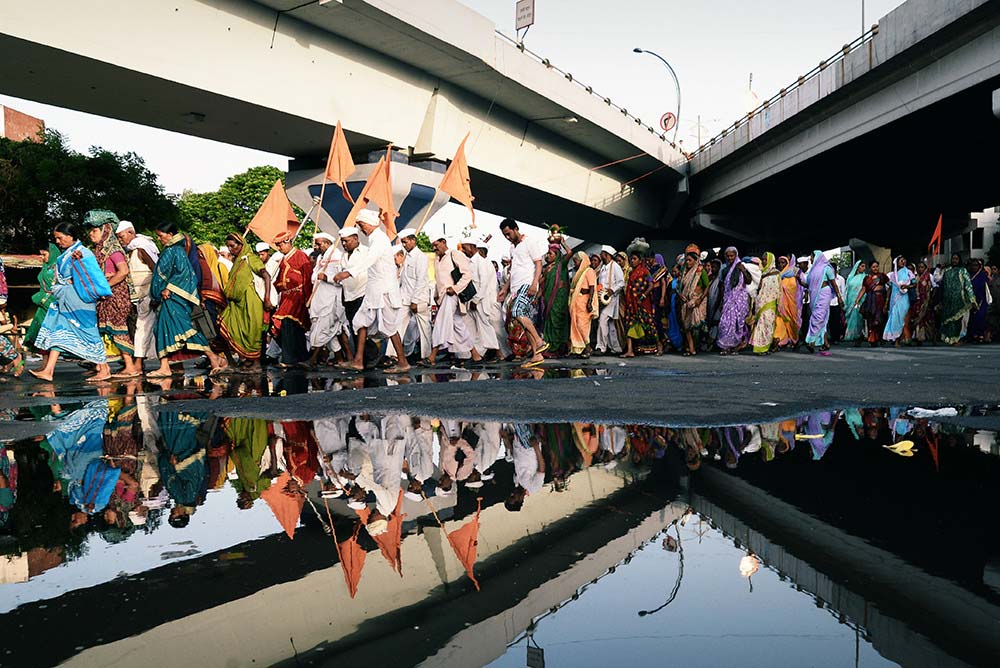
596, 245, 625, 354
396, 228, 432, 361
308, 232, 351, 364
478, 235, 512, 359
497, 219, 547, 366
460, 235, 502, 359
331, 227, 368, 336
115, 220, 159, 368
343, 209, 410, 372
502, 423, 545, 511
424, 237, 483, 366
217, 245, 233, 273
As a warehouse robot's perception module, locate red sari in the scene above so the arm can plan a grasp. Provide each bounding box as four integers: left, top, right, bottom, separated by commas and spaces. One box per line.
272, 249, 313, 333
860, 272, 889, 344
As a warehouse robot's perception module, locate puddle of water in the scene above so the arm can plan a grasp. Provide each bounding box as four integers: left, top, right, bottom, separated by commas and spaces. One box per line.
0, 405, 997, 668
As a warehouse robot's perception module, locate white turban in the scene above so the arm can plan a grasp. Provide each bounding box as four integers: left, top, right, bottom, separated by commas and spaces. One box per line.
255, 242, 271, 253
796, 256, 810, 263
115, 220, 135, 234
397, 228, 417, 239
339, 226, 359, 238
313, 232, 336, 243
356, 208, 380, 226
476, 233, 490, 248
600, 245, 616, 255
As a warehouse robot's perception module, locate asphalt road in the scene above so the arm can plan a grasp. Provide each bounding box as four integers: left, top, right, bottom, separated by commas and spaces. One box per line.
2, 344, 998, 440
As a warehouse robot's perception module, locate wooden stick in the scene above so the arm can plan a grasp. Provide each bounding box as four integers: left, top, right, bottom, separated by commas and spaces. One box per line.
413, 187, 441, 236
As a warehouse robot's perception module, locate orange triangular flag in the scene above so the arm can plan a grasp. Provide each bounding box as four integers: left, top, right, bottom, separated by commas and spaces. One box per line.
248, 179, 299, 244
439, 133, 475, 225
260, 472, 304, 539
927, 214, 942, 256
370, 491, 405, 576
343, 156, 399, 238
324, 121, 356, 204
339, 524, 367, 599
447, 497, 482, 591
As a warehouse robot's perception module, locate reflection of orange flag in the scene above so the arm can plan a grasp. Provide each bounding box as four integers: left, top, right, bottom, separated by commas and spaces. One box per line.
248, 180, 299, 244
439, 133, 475, 225
447, 497, 482, 591
928, 214, 942, 256
260, 472, 304, 539
339, 526, 367, 599
373, 491, 405, 576
343, 156, 399, 238
324, 121, 356, 204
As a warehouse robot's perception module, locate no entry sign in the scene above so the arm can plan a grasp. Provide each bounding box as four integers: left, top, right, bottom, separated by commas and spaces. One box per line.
660, 112, 677, 133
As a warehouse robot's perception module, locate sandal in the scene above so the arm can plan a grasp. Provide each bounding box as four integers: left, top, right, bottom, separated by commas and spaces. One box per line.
10, 358, 25, 378
382, 365, 411, 375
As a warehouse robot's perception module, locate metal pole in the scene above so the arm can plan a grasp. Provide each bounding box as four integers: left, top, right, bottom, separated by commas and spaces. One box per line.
862, 0, 865, 35
633, 48, 681, 144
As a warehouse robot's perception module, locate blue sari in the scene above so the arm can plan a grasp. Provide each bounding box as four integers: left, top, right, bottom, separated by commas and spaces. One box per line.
667, 277, 683, 348
884, 265, 913, 342
35, 241, 108, 363
150, 235, 210, 358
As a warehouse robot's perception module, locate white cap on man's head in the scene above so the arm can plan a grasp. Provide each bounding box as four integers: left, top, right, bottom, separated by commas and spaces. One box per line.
796, 256, 810, 263
255, 242, 271, 253
115, 220, 135, 234
356, 209, 380, 226
314, 232, 336, 244
397, 228, 417, 240
476, 233, 490, 248
601, 245, 616, 255
339, 226, 359, 238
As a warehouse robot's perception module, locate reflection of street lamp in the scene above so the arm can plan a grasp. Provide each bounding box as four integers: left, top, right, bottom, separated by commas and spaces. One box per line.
633, 47, 681, 144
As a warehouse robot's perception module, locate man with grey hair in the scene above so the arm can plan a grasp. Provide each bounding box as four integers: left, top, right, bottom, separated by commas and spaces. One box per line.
115, 220, 159, 369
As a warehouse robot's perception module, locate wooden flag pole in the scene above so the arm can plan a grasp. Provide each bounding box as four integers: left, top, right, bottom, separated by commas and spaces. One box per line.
290, 201, 319, 245
413, 187, 442, 236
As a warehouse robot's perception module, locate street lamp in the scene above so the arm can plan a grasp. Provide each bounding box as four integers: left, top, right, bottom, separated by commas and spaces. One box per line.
633, 47, 681, 144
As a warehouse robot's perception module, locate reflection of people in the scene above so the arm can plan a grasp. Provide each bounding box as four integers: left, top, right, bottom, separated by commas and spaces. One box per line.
227, 417, 272, 509
157, 412, 208, 528
503, 424, 544, 512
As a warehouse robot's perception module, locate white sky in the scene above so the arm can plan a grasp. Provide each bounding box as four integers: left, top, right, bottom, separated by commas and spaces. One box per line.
0, 0, 903, 252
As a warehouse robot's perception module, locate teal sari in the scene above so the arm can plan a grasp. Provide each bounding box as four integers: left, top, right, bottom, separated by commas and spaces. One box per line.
150, 234, 210, 358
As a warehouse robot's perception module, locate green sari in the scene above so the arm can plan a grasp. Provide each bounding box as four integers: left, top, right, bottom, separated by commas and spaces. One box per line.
940, 265, 976, 344
539, 254, 570, 351
23, 243, 60, 350
844, 261, 866, 342
219, 234, 266, 359
227, 417, 272, 503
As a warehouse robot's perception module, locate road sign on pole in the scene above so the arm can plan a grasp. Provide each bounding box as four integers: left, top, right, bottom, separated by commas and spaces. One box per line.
660, 112, 677, 133
516, 0, 535, 32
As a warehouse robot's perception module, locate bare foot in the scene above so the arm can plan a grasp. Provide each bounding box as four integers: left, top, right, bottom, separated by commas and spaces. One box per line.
28, 369, 54, 382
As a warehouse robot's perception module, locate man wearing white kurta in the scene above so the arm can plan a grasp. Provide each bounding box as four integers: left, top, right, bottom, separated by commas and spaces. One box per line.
477, 236, 513, 359
396, 228, 432, 360
308, 232, 350, 362
460, 236, 502, 357
425, 237, 483, 365
115, 220, 159, 366
596, 245, 625, 354
345, 209, 410, 372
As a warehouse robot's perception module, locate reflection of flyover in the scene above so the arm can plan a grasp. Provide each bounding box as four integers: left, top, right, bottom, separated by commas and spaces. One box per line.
692, 467, 999, 668
43, 468, 680, 668
0, 0, 684, 243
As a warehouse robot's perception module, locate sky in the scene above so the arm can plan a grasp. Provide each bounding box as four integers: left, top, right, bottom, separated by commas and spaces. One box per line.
0, 0, 903, 250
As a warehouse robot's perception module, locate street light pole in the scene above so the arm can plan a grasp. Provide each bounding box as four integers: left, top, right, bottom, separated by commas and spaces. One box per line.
633, 47, 681, 144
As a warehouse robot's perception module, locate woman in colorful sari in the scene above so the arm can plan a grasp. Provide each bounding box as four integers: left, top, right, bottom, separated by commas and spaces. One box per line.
148, 221, 225, 377
717, 246, 751, 354
773, 256, 802, 349
843, 260, 867, 343
270, 233, 313, 367
908, 261, 936, 344
23, 243, 60, 359
939, 253, 976, 345
648, 254, 669, 353
804, 251, 842, 352
678, 251, 709, 356
219, 232, 270, 370
621, 248, 657, 358
84, 211, 142, 378
538, 242, 571, 355
31, 223, 110, 382
750, 252, 780, 354
196, 243, 228, 327
967, 259, 990, 342
883, 255, 916, 346
567, 251, 597, 356
664, 264, 684, 353
854, 260, 889, 346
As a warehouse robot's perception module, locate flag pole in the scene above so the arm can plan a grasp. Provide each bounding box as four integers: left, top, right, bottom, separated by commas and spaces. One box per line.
413, 187, 442, 235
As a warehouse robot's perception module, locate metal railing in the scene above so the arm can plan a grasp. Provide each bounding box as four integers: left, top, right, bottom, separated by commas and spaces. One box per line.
494, 30, 679, 150
690, 24, 880, 158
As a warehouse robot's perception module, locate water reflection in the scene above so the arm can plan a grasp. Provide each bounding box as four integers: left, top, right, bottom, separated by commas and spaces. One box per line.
0, 404, 998, 667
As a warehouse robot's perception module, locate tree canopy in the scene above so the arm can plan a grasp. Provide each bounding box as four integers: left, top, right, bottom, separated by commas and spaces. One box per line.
0, 130, 178, 253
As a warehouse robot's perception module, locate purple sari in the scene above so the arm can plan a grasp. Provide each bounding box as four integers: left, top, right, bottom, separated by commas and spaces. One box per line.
805, 251, 834, 347
968, 269, 989, 339
717, 256, 750, 350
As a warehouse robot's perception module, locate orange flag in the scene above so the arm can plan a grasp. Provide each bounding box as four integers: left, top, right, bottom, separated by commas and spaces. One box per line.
927, 214, 943, 256
447, 497, 482, 591
260, 472, 304, 539
439, 133, 475, 225
248, 179, 299, 244
339, 525, 367, 599
324, 121, 356, 204
343, 156, 399, 238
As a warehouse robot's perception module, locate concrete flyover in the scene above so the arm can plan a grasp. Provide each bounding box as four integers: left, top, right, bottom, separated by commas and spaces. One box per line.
686, 0, 1000, 249
0, 0, 686, 244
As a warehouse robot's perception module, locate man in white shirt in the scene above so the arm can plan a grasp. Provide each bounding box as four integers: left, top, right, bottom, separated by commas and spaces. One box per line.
308, 232, 351, 365
502, 423, 545, 512
478, 235, 512, 359
424, 236, 483, 366
596, 245, 625, 354
460, 235, 502, 359
115, 220, 159, 368
341, 208, 410, 372
497, 219, 547, 366
395, 228, 432, 361
217, 245, 233, 273
256, 242, 283, 283
331, 226, 368, 334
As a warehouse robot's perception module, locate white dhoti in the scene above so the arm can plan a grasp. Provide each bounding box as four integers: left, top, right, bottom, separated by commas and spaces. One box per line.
309, 286, 347, 352
399, 301, 432, 359
471, 302, 500, 352
132, 296, 157, 359
352, 293, 403, 339
473, 421, 503, 473
597, 305, 622, 353
432, 294, 476, 356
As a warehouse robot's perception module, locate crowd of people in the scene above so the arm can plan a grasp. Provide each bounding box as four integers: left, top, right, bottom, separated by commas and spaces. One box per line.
7, 207, 1000, 384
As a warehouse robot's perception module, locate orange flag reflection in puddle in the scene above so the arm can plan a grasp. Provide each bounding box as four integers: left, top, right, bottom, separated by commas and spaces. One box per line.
260, 472, 304, 539
447, 497, 483, 591
353, 493, 405, 577
337, 524, 367, 599
247, 179, 300, 244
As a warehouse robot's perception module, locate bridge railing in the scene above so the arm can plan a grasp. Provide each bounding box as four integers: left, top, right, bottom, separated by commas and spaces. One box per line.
690, 24, 880, 162
494, 31, 678, 150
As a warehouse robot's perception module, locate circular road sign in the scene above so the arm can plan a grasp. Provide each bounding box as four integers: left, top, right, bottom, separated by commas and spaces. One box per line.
660, 112, 677, 133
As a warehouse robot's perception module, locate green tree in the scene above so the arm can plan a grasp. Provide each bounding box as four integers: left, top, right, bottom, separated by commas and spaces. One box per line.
0, 130, 178, 252
415, 231, 433, 253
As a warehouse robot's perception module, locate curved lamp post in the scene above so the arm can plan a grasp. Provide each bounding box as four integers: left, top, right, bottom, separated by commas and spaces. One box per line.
633, 47, 681, 144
